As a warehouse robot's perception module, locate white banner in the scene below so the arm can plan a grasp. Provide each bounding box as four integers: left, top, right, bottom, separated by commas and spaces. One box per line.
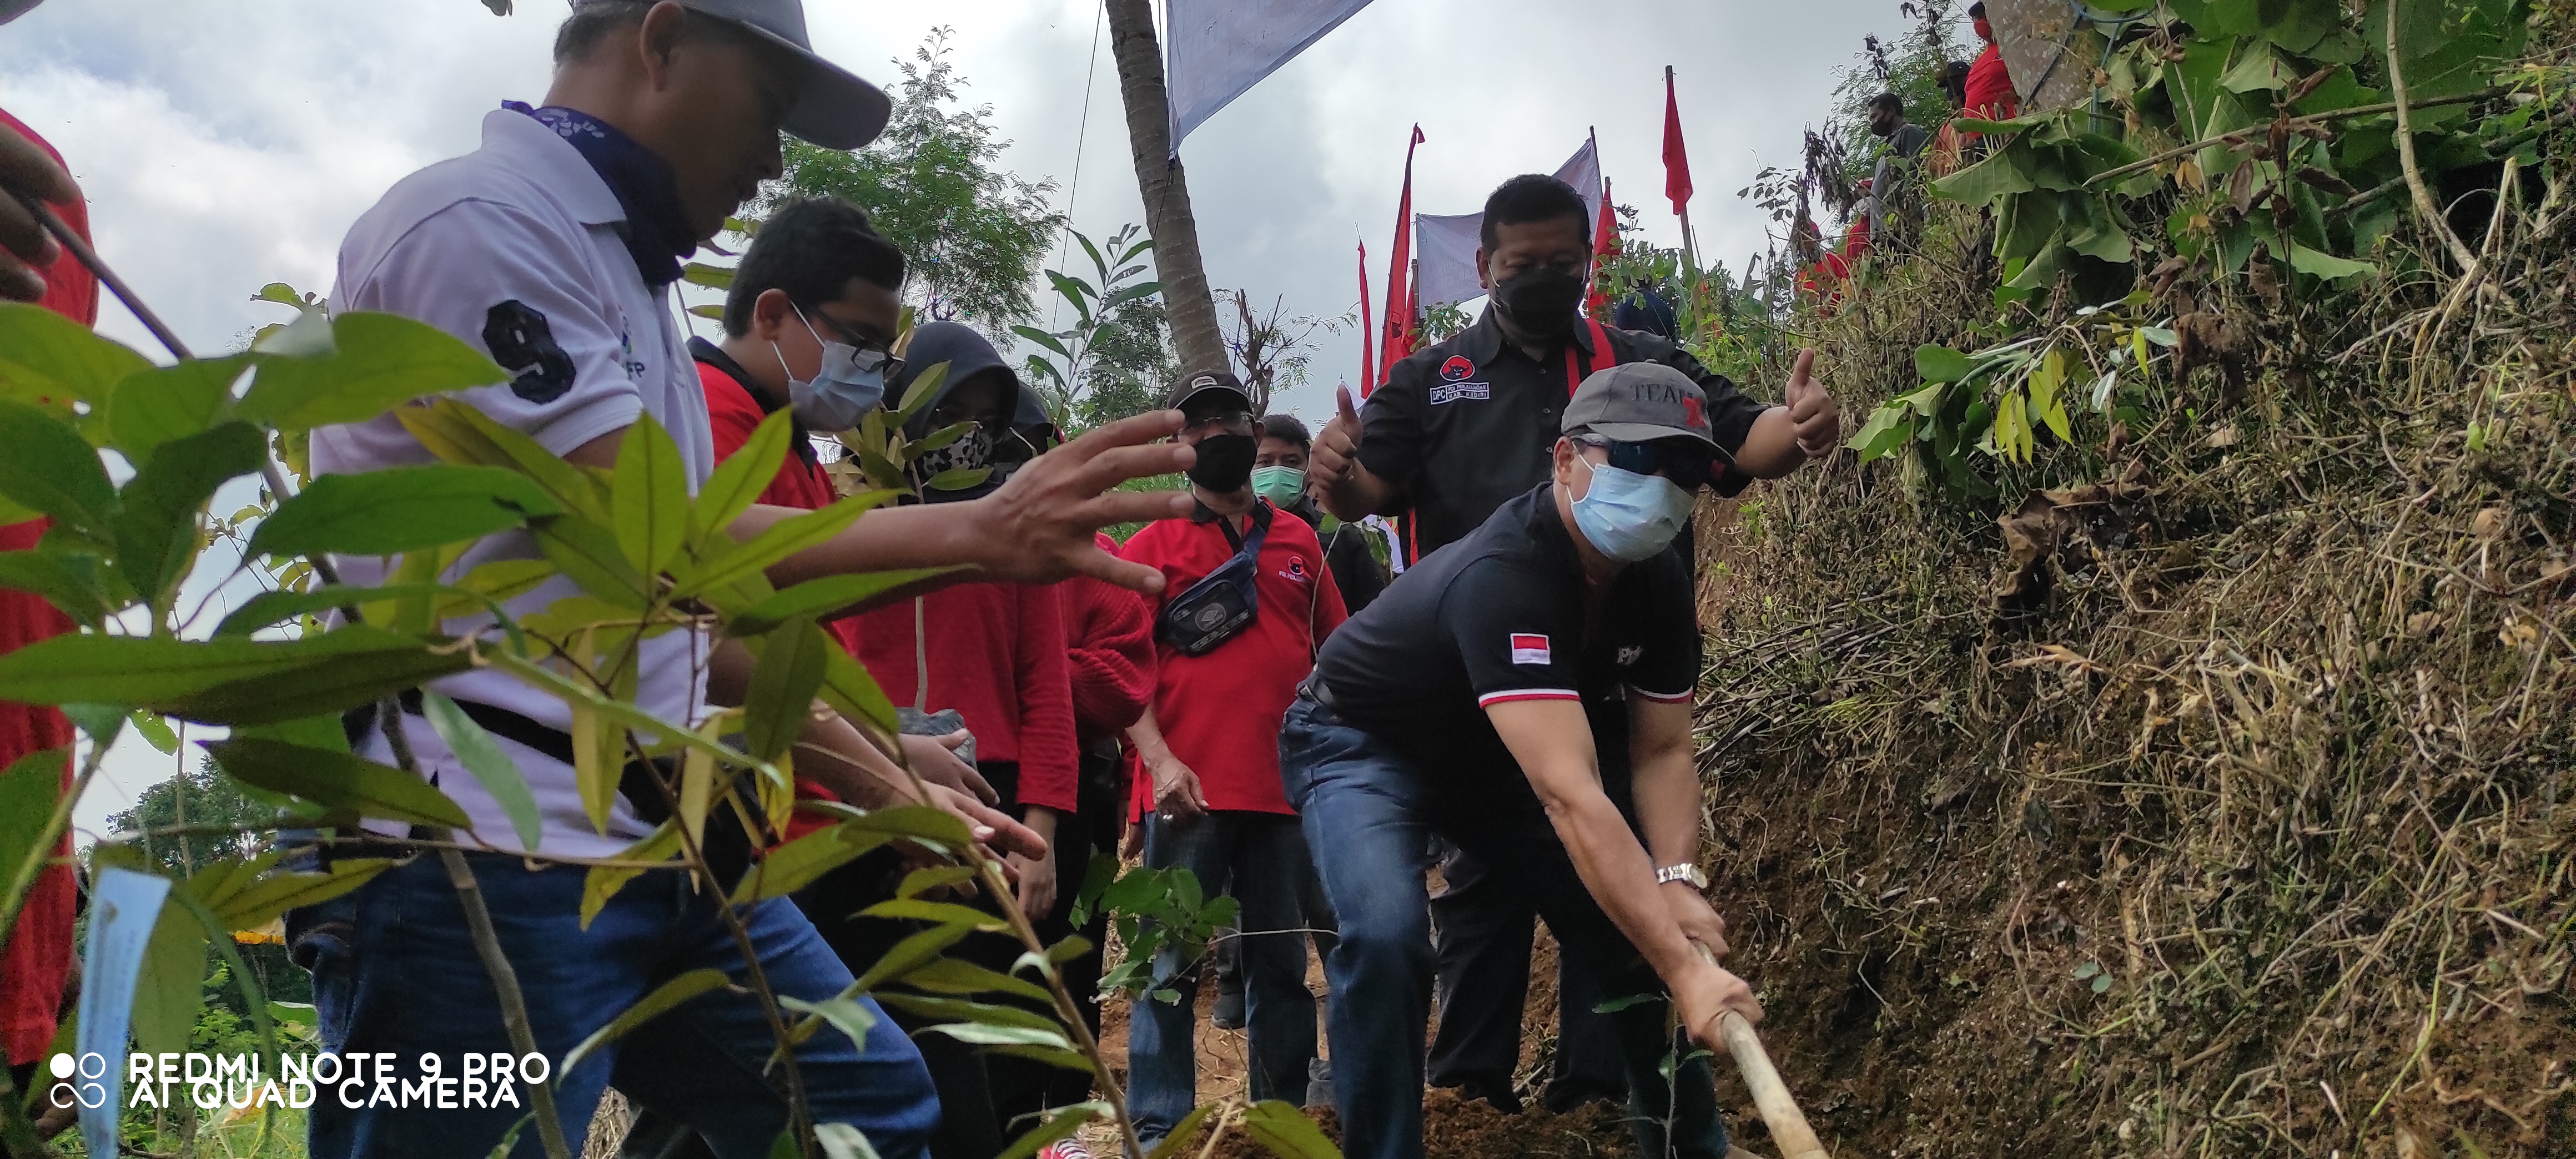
1411, 138, 1603, 310
1166, 0, 1375, 150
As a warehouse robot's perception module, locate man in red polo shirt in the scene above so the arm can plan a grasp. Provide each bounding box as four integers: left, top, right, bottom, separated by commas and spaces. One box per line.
1120, 369, 1347, 1148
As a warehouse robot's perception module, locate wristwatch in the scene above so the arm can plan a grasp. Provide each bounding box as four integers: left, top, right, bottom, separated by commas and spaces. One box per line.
1654, 863, 1708, 889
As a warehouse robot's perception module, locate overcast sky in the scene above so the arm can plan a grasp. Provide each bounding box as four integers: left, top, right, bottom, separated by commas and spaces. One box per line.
2, 0, 1936, 837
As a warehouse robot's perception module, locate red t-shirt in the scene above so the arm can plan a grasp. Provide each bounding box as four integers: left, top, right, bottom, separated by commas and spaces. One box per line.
1964, 43, 2019, 126
1060, 533, 1155, 748
1123, 502, 1347, 817
696, 349, 862, 839
0, 108, 84, 1066
847, 583, 1080, 813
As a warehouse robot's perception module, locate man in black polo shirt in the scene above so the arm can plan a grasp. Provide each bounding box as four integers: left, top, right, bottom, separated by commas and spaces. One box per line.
1284, 364, 1768, 1159
1306, 172, 1839, 1111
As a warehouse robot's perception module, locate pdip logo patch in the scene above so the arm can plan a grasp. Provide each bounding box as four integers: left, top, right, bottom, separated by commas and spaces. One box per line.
1439, 355, 1476, 382
1429, 381, 1491, 406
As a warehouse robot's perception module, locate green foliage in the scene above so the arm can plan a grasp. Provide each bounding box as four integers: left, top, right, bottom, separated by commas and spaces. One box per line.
1018, 224, 1166, 425
1071, 297, 1180, 435
1073, 856, 1239, 1005
104, 756, 278, 876
769, 28, 1064, 330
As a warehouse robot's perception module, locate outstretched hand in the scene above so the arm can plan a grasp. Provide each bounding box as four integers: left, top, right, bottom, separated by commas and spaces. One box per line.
1784, 349, 1840, 459
968, 409, 1195, 592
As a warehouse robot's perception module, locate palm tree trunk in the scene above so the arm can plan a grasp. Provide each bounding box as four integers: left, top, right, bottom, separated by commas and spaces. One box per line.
1105, 0, 1230, 378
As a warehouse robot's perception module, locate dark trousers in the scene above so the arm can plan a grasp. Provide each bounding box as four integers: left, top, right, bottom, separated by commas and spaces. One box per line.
1427, 843, 1629, 1112
1280, 697, 1725, 1159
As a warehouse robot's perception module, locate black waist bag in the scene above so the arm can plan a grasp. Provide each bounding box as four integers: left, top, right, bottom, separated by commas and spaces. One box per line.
1156, 504, 1271, 657
341, 691, 768, 889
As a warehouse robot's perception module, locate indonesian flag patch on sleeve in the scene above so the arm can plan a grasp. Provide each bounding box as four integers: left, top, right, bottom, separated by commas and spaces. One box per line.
1508, 633, 1551, 666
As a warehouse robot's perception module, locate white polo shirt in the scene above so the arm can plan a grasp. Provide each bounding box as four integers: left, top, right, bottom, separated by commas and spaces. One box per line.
314, 107, 716, 858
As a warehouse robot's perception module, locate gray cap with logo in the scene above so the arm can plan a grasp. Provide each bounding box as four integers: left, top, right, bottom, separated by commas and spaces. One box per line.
1562, 362, 1718, 446
620, 0, 892, 149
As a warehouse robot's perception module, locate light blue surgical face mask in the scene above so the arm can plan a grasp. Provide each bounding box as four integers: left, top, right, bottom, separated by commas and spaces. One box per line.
1565, 454, 1693, 563
774, 304, 887, 432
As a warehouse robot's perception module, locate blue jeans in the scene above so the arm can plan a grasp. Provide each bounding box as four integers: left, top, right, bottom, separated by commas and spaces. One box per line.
1279, 697, 1727, 1159
305, 853, 938, 1159
1127, 809, 1319, 1142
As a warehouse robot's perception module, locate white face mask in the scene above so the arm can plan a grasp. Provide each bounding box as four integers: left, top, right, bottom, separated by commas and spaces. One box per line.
773, 304, 889, 432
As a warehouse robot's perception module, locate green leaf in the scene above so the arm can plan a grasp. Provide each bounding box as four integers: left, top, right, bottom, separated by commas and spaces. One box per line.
582, 822, 684, 927
852, 924, 975, 992
269, 1001, 318, 1027
922, 466, 992, 492
251, 465, 564, 559
814, 1123, 884, 1159
399, 398, 606, 522
130, 896, 208, 1056
560, 968, 731, 1074
0, 304, 151, 406
727, 568, 960, 634
727, 822, 895, 904
1145, 1105, 1219, 1159
1241, 1100, 1342, 1159
236, 312, 509, 431
860, 898, 1010, 931
198, 858, 396, 931
742, 617, 831, 762
898, 957, 1054, 1004
0, 747, 67, 891
681, 262, 736, 291
114, 422, 268, 610
612, 413, 690, 577
897, 865, 977, 898
0, 397, 118, 538
105, 356, 250, 463
1914, 345, 1974, 384
917, 1022, 1074, 1050
2219, 42, 2295, 93
2289, 244, 2376, 281
531, 514, 655, 608
0, 549, 114, 626
776, 993, 878, 1051
419, 690, 544, 852
1010, 326, 1075, 361
670, 491, 896, 599
0, 624, 474, 725
695, 408, 793, 547
208, 738, 471, 829
1847, 406, 1915, 462
127, 710, 180, 754
1932, 145, 2039, 205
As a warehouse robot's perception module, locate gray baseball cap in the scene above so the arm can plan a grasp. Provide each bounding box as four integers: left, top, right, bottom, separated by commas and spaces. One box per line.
656, 0, 892, 149
1563, 362, 1718, 446
1163, 367, 1251, 415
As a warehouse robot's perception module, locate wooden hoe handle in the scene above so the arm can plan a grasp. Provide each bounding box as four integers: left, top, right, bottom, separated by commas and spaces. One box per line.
1693, 944, 1830, 1159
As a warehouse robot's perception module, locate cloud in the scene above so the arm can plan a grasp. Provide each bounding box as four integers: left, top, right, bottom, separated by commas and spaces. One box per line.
7, 0, 1928, 829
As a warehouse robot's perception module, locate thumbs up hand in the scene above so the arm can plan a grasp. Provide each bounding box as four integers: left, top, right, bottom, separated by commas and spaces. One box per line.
1783, 349, 1839, 460
1310, 385, 1365, 491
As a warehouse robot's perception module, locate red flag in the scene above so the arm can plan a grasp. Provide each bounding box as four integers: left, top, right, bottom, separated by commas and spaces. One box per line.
1662, 67, 1693, 216
1587, 177, 1619, 319
1378, 124, 1425, 386
1357, 238, 1376, 396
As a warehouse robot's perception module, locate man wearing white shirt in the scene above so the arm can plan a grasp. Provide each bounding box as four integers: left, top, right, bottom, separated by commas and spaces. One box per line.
299, 4, 1195, 1156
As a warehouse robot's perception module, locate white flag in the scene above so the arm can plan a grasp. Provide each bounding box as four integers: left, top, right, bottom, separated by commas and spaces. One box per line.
1411, 138, 1603, 310
1166, 0, 1375, 151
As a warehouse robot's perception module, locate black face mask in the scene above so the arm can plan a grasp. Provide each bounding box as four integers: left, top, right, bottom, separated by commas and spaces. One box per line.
1187, 433, 1257, 492
1492, 266, 1587, 339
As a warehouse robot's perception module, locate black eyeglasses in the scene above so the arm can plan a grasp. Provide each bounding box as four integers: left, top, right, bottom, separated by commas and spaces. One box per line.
806, 310, 904, 380
1574, 435, 1720, 491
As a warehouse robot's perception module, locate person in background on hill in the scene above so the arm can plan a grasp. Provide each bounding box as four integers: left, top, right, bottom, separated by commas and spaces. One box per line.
1304, 172, 1833, 1117
1929, 61, 1975, 176
0, 100, 92, 1145
1287, 362, 1826, 1159
1864, 93, 1931, 245
1255, 414, 1388, 616
1121, 370, 1348, 1149
1964, 3, 2020, 128
295, 2, 1198, 1155
1611, 276, 1679, 340
838, 321, 1084, 1155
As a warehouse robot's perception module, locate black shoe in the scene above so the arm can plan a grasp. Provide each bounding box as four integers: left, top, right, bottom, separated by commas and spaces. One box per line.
1211, 987, 1245, 1030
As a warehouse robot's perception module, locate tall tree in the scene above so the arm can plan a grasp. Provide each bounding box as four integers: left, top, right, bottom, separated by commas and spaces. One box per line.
1105, 0, 1231, 376
771, 28, 1064, 332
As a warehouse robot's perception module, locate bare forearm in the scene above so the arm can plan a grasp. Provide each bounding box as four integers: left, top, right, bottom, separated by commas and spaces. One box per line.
792, 709, 911, 811
1730, 406, 1810, 478
1124, 704, 1172, 764
1545, 792, 1697, 977
741, 502, 993, 592
1629, 747, 1704, 870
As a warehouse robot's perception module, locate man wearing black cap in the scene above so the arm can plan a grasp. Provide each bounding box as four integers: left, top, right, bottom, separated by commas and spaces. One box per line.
1284, 364, 1770, 1159
1305, 172, 1838, 1114
1120, 370, 1347, 1148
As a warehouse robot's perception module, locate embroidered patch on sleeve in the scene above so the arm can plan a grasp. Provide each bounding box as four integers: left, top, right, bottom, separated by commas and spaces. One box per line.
1509, 633, 1551, 666
482, 300, 577, 404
